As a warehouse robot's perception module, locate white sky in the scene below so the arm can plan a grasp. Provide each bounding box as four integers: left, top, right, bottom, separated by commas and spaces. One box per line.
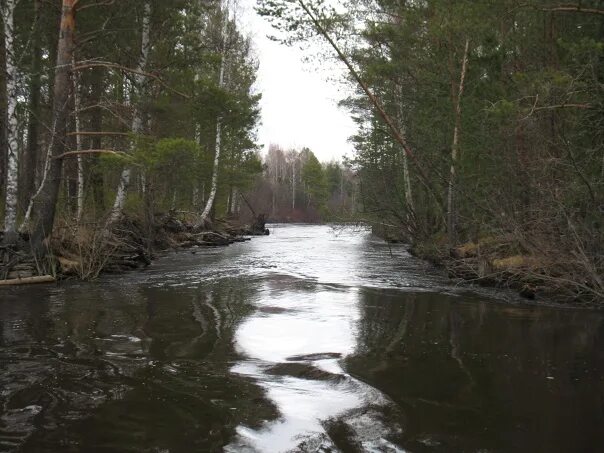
238, 0, 357, 162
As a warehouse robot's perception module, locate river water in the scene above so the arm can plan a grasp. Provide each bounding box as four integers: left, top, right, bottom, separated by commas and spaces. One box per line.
1, 224, 603, 452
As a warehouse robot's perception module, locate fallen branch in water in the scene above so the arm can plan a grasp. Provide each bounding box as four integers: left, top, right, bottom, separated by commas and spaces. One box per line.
0, 275, 56, 286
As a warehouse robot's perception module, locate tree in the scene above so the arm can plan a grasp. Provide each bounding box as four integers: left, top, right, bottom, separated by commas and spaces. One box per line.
301, 150, 327, 209
108, 1, 152, 224
2, 0, 19, 244
21, 0, 77, 254
199, 0, 230, 227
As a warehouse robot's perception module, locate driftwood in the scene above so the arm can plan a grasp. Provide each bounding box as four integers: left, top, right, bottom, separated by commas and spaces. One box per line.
0, 275, 56, 286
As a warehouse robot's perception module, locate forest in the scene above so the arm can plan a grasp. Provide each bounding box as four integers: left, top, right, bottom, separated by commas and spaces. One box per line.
1, 1, 604, 451
0, 0, 603, 303
0, 0, 269, 278
258, 0, 604, 303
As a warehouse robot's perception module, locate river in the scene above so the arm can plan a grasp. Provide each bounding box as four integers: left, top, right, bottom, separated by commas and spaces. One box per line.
1, 224, 603, 452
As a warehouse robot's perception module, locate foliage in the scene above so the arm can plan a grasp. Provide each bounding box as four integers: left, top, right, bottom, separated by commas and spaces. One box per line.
0, 0, 262, 230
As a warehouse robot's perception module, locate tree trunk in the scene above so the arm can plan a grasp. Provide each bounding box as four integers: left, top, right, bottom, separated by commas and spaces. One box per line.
2, 0, 20, 244
198, 2, 228, 227
21, 0, 43, 211
108, 1, 152, 224
23, 0, 78, 254
72, 57, 84, 221
292, 160, 296, 211
89, 69, 105, 211
447, 38, 470, 244
0, 10, 6, 206
396, 86, 414, 215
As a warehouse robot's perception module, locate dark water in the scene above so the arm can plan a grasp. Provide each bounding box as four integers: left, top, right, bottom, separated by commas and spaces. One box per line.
1, 225, 603, 452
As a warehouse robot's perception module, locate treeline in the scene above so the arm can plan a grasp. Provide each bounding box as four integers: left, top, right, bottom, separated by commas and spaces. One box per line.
259, 0, 604, 302
0, 0, 262, 254
246, 144, 357, 222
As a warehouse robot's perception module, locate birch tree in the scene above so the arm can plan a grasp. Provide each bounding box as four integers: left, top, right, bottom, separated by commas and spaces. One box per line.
2, 0, 19, 244
198, 1, 229, 227
72, 57, 84, 221
108, 1, 152, 224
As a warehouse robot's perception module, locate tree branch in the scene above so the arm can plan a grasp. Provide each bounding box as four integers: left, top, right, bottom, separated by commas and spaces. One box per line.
53, 149, 128, 159
543, 4, 604, 15
73, 62, 191, 99
66, 131, 132, 137
78, 0, 115, 11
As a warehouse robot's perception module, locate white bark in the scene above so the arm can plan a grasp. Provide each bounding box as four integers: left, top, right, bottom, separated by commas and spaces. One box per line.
72, 57, 84, 221
230, 187, 238, 214
447, 39, 470, 241
108, 1, 151, 224
199, 2, 228, 225
21, 120, 55, 232
2, 0, 19, 241
395, 86, 414, 213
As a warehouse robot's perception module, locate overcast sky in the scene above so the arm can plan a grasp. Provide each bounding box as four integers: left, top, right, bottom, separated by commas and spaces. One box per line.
238, 0, 357, 162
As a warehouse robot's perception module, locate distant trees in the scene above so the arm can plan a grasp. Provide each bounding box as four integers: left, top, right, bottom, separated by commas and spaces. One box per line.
248, 144, 357, 222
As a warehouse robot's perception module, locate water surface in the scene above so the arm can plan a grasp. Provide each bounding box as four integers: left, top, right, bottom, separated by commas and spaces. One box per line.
1, 224, 603, 452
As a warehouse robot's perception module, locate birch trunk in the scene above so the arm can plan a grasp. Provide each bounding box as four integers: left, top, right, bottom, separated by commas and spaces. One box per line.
230, 187, 238, 215
108, 1, 151, 224
24, 0, 78, 254
447, 38, 470, 243
396, 87, 414, 214
199, 2, 228, 226
2, 0, 19, 243
72, 57, 85, 221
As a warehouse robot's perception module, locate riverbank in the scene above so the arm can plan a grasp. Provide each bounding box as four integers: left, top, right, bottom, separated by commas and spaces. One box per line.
0, 212, 269, 284
371, 222, 603, 306
410, 236, 602, 307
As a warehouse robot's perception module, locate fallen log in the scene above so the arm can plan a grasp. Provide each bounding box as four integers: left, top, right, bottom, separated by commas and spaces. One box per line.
0, 275, 56, 286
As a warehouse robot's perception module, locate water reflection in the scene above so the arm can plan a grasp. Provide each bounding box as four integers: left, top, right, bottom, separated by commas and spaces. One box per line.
0, 225, 603, 452
0, 279, 274, 451
347, 289, 604, 452
227, 283, 403, 452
